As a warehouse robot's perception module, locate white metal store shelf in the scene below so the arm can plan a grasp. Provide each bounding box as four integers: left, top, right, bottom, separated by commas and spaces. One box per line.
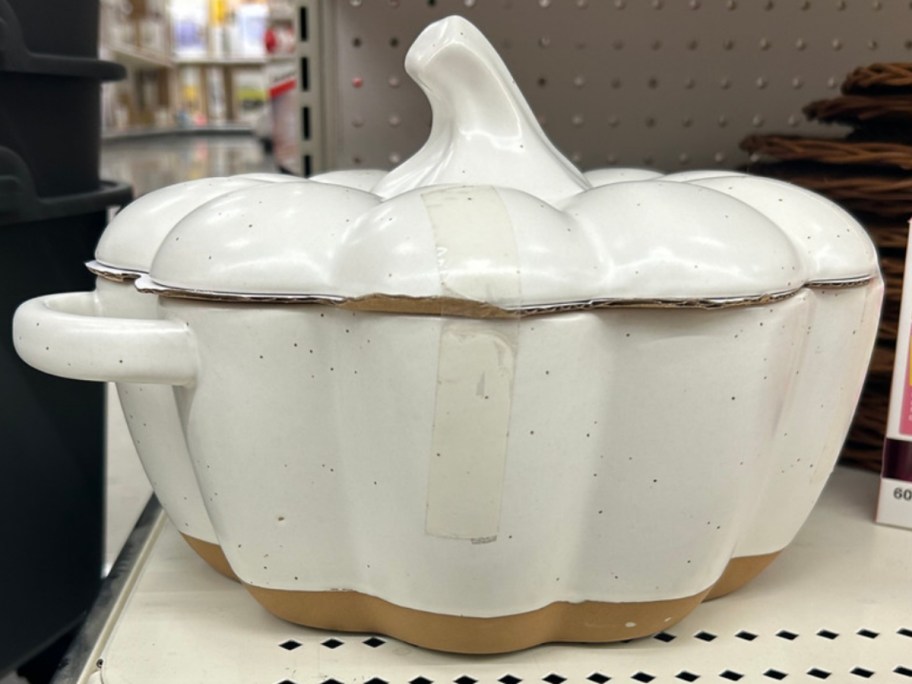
59, 466, 911, 683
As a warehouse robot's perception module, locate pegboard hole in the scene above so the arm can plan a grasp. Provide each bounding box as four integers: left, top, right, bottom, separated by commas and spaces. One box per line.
856, 628, 879, 638
676, 673, 699, 682
694, 630, 717, 642
764, 670, 787, 680
321, 638, 344, 649
279, 639, 302, 651
498, 676, 522, 684
720, 672, 744, 681
817, 629, 839, 639
543, 674, 566, 684
654, 631, 676, 642
632, 673, 656, 683
807, 669, 831, 679
363, 636, 386, 648
735, 630, 757, 641
454, 677, 478, 684
776, 630, 799, 640
587, 675, 610, 684
894, 666, 912, 677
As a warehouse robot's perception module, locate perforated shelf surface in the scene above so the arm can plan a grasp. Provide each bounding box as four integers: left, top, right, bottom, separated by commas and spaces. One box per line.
79, 467, 910, 683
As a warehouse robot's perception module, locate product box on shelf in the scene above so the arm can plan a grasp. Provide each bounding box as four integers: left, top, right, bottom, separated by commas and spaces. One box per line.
878, 218, 912, 530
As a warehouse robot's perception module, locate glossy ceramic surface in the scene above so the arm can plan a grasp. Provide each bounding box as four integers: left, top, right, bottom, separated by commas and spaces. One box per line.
89, 173, 302, 574
12, 16, 881, 652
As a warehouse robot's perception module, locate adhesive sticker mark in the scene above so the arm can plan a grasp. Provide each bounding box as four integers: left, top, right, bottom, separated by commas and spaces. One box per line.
422, 186, 520, 540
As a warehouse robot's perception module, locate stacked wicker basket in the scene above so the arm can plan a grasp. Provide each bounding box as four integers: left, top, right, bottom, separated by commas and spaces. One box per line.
741, 62, 912, 471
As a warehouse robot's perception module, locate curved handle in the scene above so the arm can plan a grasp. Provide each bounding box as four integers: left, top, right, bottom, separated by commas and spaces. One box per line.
13, 292, 197, 386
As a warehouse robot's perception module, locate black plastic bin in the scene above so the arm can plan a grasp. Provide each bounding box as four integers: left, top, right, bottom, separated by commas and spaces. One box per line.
0, 149, 132, 678
0, 73, 106, 197
0, 0, 124, 198
3, 0, 100, 59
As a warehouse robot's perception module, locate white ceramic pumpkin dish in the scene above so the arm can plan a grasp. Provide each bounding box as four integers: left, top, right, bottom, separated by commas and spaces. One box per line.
13, 17, 881, 654
84, 172, 304, 578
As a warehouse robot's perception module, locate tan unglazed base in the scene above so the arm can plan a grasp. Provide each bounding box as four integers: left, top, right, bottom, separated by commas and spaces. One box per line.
706, 551, 781, 600
243, 551, 782, 654
181, 534, 238, 581
245, 585, 710, 654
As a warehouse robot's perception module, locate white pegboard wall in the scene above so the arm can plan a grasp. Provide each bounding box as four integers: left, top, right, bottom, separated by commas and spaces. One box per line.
305, 0, 912, 174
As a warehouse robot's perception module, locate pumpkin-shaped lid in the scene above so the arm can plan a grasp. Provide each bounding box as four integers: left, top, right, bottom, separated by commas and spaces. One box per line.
140, 16, 878, 316
90, 173, 303, 278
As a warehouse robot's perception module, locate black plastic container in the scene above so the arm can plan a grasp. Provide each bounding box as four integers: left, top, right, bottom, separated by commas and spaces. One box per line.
0, 1, 124, 79
0, 73, 106, 197
4, 0, 100, 59
0, 0, 125, 198
0, 149, 132, 677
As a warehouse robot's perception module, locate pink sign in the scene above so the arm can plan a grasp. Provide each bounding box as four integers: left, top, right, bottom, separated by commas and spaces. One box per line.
901, 330, 912, 436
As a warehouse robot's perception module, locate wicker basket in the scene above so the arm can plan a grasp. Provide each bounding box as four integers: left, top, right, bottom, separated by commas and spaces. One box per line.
741, 135, 912, 171
804, 94, 912, 126
843, 63, 912, 94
